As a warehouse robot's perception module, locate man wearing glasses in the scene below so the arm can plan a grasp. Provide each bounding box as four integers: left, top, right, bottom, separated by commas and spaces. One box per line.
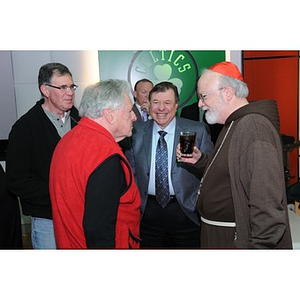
177, 61, 292, 249
6, 63, 80, 249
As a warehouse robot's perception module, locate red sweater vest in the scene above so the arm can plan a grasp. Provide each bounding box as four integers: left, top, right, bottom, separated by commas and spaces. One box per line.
49, 118, 141, 249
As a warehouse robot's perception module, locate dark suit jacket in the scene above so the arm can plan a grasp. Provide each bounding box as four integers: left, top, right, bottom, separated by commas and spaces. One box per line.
125, 117, 213, 225
133, 103, 143, 123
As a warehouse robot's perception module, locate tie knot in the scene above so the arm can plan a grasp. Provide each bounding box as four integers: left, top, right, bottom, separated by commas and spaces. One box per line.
158, 130, 167, 138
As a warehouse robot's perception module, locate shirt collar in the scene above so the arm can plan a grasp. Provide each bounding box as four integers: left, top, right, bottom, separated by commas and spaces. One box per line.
43, 107, 70, 122
153, 117, 176, 135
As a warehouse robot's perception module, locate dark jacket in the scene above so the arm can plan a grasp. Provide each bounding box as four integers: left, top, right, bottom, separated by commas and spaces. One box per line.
6, 99, 80, 219
125, 117, 213, 225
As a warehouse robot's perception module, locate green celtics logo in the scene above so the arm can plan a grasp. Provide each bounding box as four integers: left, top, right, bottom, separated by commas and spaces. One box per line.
127, 50, 198, 108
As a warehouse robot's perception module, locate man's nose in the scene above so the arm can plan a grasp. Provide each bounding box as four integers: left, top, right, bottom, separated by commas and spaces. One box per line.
198, 99, 204, 108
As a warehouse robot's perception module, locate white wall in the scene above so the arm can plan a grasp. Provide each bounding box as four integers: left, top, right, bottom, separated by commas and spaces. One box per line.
0, 51, 17, 140
227, 50, 242, 72
11, 51, 100, 119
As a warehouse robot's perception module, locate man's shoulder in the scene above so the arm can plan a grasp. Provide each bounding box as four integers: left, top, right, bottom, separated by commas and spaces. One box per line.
70, 105, 80, 121
133, 119, 152, 132
176, 116, 202, 129
12, 100, 43, 127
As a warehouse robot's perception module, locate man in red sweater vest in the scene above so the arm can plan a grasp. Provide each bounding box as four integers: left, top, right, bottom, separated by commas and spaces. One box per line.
49, 79, 141, 249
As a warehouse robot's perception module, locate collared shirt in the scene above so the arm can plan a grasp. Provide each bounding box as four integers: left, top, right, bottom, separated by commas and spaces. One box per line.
42, 107, 71, 138
148, 118, 176, 196
136, 103, 151, 120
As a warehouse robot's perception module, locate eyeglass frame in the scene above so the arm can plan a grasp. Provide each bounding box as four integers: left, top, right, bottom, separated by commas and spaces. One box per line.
198, 87, 225, 103
45, 83, 78, 92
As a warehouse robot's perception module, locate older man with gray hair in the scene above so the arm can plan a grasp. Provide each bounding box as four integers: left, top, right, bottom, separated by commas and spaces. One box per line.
49, 79, 141, 249
177, 61, 292, 249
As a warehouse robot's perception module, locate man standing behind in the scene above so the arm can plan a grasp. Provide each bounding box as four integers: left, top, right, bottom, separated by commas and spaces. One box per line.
177, 61, 292, 249
6, 63, 80, 249
132, 78, 153, 122
49, 79, 141, 249
126, 81, 213, 248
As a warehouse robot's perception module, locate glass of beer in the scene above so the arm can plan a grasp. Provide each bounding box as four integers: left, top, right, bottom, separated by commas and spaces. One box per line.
180, 131, 196, 157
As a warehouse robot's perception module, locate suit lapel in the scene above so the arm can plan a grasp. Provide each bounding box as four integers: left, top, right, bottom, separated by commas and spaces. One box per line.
133, 103, 142, 122
142, 121, 154, 169
171, 118, 180, 169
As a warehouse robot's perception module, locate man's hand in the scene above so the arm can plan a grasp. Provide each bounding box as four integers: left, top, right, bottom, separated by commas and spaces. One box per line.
176, 143, 202, 164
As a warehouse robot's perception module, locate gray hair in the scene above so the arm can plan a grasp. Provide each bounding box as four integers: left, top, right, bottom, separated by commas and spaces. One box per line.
79, 79, 131, 118
202, 69, 249, 98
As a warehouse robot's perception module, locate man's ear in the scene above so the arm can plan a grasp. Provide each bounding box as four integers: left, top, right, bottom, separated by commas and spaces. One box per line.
40, 85, 49, 98
102, 108, 114, 124
224, 86, 234, 101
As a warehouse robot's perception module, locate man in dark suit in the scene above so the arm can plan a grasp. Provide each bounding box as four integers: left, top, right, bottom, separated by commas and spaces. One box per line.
132, 78, 153, 123
181, 101, 223, 145
125, 82, 214, 248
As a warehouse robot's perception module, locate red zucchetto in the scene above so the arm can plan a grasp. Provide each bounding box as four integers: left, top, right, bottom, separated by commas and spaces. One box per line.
209, 61, 244, 82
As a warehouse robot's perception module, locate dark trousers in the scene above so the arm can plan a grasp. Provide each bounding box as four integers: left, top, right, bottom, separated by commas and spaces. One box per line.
140, 196, 200, 249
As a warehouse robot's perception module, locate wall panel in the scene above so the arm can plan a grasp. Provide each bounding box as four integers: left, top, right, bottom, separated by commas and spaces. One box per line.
0, 51, 17, 140
243, 51, 299, 184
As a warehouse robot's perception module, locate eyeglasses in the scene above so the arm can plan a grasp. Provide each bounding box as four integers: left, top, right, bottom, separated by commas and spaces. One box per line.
198, 87, 225, 103
45, 84, 78, 92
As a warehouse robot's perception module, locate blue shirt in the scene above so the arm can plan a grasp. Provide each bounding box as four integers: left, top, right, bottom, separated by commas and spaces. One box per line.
148, 118, 176, 196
